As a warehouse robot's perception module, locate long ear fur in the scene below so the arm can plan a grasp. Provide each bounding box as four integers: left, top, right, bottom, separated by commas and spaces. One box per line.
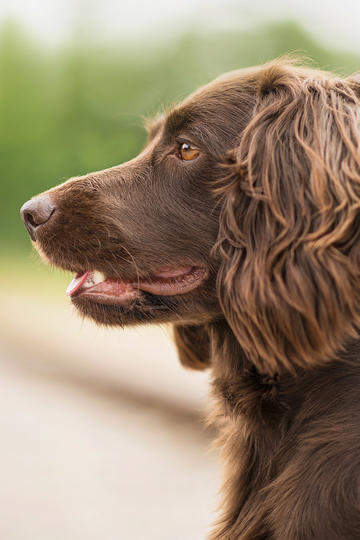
173, 324, 211, 370
347, 73, 360, 99
216, 63, 360, 375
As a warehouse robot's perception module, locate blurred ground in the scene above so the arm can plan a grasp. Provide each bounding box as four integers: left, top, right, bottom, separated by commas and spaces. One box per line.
0, 283, 219, 540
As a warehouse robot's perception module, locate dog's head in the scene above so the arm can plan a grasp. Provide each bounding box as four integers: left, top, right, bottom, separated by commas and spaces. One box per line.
21, 60, 360, 374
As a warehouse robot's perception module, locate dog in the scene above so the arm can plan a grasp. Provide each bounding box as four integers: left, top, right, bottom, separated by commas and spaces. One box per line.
21, 59, 360, 539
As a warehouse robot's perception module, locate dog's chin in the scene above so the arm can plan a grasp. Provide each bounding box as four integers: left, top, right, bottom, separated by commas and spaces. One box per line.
71, 290, 219, 327
71, 292, 186, 326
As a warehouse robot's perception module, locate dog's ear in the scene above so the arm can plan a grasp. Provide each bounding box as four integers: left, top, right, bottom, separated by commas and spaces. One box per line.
216, 63, 360, 375
347, 73, 360, 99
173, 324, 211, 370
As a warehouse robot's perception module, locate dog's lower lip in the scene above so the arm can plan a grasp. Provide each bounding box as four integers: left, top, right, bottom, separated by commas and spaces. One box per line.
66, 266, 208, 303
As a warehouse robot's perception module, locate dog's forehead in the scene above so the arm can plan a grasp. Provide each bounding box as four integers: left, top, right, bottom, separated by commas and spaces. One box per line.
159, 69, 260, 139
187, 66, 260, 101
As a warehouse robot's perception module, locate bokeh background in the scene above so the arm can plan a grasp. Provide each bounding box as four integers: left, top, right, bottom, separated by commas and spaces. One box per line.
1, 1, 359, 539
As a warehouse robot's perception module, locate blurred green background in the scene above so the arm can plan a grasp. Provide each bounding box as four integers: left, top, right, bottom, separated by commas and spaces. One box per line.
1, 4, 359, 539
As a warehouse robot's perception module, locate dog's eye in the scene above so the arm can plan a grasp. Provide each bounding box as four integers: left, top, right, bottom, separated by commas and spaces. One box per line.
178, 142, 200, 161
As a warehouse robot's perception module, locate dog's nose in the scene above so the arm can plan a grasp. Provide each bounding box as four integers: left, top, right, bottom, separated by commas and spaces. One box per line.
20, 194, 55, 241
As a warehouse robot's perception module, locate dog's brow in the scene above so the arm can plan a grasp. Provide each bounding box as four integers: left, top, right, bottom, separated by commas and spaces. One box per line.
144, 114, 164, 140
163, 107, 193, 137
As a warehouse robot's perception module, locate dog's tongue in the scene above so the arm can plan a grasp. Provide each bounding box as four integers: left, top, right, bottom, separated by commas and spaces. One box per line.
66, 271, 91, 296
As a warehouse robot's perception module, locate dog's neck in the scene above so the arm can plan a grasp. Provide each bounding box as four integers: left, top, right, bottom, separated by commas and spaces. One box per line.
209, 319, 360, 425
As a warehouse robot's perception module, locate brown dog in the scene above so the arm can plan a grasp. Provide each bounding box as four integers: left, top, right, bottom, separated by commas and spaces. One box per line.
21, 59, 360, 539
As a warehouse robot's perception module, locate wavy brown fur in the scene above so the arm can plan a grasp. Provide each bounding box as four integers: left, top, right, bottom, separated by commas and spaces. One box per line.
22, 59, 360, 539
216, 66, 360, 375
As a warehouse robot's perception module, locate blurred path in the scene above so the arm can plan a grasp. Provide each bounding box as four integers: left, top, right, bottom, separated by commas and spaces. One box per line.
0, 290, 219, 540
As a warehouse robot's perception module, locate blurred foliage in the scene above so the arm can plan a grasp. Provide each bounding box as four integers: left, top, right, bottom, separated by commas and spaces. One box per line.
1, 18, 359, 250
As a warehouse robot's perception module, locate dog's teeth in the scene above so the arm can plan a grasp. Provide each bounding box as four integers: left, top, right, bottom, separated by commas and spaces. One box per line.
81, 270, 106, 289
92, 271, 106, 284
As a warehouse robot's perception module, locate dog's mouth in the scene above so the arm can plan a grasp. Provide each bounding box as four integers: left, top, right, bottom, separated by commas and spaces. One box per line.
66, 266, 208, 305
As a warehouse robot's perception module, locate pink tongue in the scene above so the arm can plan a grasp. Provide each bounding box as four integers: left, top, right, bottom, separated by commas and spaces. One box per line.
66, 271, 91, 296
